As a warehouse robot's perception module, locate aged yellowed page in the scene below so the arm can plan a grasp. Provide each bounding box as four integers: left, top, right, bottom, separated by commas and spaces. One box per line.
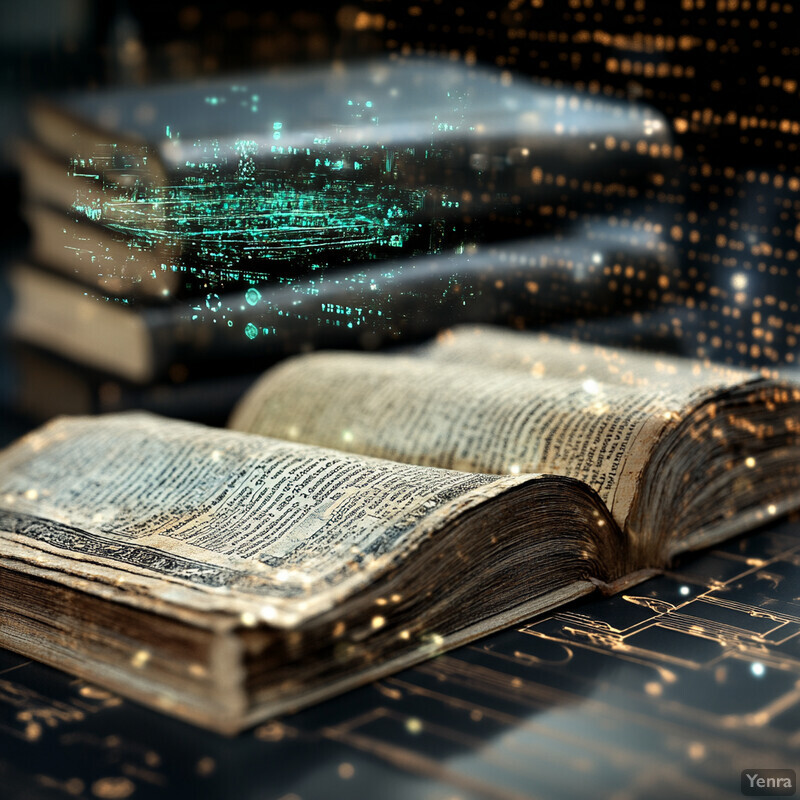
0, 412, 537, 628
231, 327, 753, 528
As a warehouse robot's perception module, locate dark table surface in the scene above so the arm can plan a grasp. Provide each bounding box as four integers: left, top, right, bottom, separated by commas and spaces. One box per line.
1, 505, 798, 800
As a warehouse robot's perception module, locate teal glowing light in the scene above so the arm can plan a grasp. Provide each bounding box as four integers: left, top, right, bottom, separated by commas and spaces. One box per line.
64, 84, 486, 320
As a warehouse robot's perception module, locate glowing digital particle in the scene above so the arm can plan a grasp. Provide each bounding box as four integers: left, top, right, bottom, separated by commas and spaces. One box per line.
206, 293, 222, 311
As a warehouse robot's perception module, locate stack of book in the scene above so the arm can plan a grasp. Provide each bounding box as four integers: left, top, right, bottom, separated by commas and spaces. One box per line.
11, 55, 675, 423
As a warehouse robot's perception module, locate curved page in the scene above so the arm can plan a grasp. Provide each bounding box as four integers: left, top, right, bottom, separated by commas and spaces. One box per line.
230, 330, 752, 528
0, 412, 537, 628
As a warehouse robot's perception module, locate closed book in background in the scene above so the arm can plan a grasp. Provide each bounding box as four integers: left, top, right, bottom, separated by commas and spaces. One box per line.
7, 217, 675, 383
9, 343, 260, 425
22, 55, 672, 300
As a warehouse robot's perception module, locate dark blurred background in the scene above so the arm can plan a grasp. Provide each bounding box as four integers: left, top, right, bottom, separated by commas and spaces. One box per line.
2, 0, 798, 371
1, 6, 799, 798
1, 0, 799, 434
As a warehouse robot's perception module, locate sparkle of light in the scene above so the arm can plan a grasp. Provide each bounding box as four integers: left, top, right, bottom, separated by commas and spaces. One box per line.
750, 662, 766, 677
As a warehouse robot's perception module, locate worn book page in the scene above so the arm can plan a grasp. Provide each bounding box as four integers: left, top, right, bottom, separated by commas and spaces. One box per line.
0, 413, 534, 627
231, 328, 753, 527
424, 326, 754, 391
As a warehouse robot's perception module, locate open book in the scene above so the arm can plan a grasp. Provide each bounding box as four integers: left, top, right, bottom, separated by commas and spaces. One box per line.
0, 327, 797, 733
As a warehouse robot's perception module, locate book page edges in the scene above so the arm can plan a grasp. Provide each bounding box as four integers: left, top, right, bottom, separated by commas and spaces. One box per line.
237, 580, 598, 733
8, 266, 155, 383
22, 203, 179, 300
0, 618, 247, 734
28, 97, 168, 184
0, 574, 599, 734
0, 470, 552, 630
